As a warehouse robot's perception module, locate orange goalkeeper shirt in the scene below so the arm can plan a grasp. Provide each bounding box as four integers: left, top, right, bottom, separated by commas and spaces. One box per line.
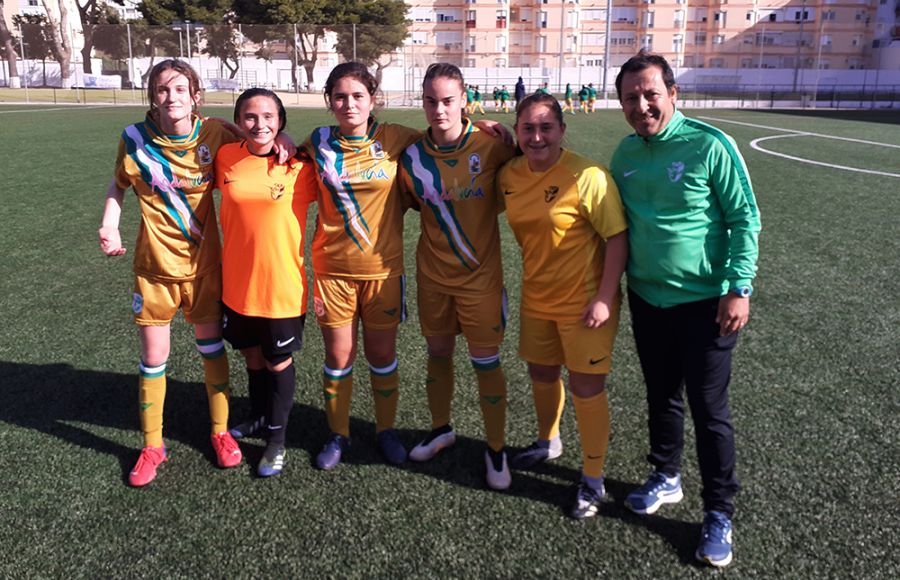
216, 142, 317, 318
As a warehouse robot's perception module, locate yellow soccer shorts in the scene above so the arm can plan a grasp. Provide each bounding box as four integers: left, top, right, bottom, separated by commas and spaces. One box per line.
313, 275, 406, 330
133, 269, 222, 327
418, 286, 507, 349
518, 306, 620, 375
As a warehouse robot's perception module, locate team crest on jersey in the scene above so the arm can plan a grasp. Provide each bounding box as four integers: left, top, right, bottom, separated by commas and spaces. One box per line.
314, 297, 326, 318
132, 292, 143, 314
198, 144, 213, 165
468, 153, 481, 175
371, 141, 385, 159
544, 186, 559, 203
667, 161, 685, 183
270, 183, 285, 200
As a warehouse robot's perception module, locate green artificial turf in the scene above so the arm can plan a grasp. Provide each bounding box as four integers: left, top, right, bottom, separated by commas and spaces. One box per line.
0, 104, 897, 578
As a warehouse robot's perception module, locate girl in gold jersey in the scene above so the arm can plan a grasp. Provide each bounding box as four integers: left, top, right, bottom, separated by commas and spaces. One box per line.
308, 63, 512, 471
97, 60, 242, 486
498, 93, 628, 518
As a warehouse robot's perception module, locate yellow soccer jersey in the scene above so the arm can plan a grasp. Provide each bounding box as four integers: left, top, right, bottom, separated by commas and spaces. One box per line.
400, 119, 515, 295
307, 120, 421, 280
498, 149, 627, 321
115, 115, 234, 281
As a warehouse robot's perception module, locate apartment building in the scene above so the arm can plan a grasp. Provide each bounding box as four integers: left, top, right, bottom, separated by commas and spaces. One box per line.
406, 0, 899, 70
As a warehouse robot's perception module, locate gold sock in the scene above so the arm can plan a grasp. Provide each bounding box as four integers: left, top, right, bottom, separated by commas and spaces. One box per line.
474, 360, 506, 452
531, 378, 565, 441
370, 359, 399, 433
426, 356, 454, 429
198, 339, 230, 433
138, 361, 167, 448
323, 366, 353, 437
572, 390, 610, 480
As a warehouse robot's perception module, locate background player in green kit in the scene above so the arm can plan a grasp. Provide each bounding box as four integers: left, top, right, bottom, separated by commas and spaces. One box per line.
400, 63, 516, 490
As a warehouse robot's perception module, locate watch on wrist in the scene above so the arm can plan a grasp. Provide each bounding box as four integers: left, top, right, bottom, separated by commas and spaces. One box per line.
731, 286, 752, 298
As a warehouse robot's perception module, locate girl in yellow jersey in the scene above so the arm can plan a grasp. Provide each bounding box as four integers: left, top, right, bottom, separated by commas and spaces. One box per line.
497, 93, 628, 517
307, 62, 511, 470
97, 60, 243, 486
399, 63, 516, 490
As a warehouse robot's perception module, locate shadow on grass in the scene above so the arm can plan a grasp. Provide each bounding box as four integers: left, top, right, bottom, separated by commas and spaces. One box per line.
0, 360, 698, 560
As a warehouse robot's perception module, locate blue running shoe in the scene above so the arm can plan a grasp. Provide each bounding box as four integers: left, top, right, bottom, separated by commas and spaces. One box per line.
509, 437, 562, 470
228, 416, 266, 440
316, 433, 349, 471
570, 480, 605, 519
376, 429, 407, 465
257, 445, 285, 477
696, 511, 734, 567
625, 471, 683, 515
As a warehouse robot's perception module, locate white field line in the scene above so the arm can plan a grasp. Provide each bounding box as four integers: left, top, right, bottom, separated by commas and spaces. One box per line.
0, 105, 115, 114
699, 116, 900, 179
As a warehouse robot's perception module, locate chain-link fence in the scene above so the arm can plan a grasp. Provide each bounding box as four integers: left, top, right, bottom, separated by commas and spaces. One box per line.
2, 23, 898, 108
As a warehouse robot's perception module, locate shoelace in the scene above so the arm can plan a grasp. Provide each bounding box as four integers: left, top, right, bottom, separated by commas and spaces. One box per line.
703, 515, 730, 541
133, 448, 163, 472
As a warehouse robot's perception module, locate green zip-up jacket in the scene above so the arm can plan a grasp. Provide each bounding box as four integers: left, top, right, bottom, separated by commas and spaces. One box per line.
610, 110, 761, 308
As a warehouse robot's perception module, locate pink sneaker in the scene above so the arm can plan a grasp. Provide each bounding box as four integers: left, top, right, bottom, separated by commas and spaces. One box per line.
211, 431, 242, 468
128, 446, 167, 487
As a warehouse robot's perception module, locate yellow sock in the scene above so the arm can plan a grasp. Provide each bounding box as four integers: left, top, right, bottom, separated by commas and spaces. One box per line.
198, 338, 230, 433
532, 378, 565, 441
426, 356, 454, 429
370, 359, 399, 433
323, 365, 353, 437
473, 356, 506, 452
572, 390, 611, 480
138, 361, 167, 448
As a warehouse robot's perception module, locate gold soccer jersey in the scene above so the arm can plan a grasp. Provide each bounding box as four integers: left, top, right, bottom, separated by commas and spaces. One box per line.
115, 115, 234, 281
308, 121, 421, 280
498, 149, 627, 321
400, 120, 515, 295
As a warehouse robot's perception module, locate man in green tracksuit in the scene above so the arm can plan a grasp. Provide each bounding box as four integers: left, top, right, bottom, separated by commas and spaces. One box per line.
610, 51, 761, 569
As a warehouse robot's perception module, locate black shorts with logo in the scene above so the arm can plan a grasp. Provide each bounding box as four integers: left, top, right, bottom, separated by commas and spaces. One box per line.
222, 304, 306, 364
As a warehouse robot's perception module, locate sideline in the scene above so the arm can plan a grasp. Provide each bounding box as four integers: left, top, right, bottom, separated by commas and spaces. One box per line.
0, 105, 118, 114
699, 116, 900, 179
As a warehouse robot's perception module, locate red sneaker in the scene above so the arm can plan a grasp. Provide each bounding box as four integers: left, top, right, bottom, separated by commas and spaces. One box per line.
211, 431, 242, 468
128, 446, 167, 487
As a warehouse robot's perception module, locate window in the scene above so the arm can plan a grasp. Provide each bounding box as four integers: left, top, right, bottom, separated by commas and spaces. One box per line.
793, 10, 810, 21
567, 10, 578, 28
818, 60, 830, 69
643, 11, 655, 29
672, 34, 683, 53
582, 33, 604, 46
709, 58, 724, 68
674, 10, 685, 25
746, 11, 754, 22
821, 35, 832, 46
496, 35, 507, 51
714, 34, 725, 44
823, 11, 836, 21
694, 31, 707, 45
852, 34, 862, 46
641, 34, 653, 50
540, 11, 548, 29
537, 36, 547, 51
714, 11, 727, 27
